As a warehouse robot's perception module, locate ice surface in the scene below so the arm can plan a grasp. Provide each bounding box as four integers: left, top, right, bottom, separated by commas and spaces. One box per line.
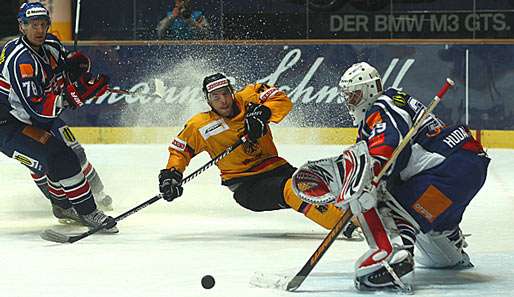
0, 144, 512, 297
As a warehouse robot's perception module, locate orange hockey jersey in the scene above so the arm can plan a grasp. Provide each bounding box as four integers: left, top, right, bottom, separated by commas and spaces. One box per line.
166, 83, 292, 182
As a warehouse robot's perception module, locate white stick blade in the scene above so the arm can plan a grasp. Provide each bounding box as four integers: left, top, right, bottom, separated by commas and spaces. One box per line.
40, 229, 70, 243
249, 272, 292, 290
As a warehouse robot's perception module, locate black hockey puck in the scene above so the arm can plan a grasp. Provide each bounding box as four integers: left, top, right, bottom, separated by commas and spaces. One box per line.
201, 275, 215, 289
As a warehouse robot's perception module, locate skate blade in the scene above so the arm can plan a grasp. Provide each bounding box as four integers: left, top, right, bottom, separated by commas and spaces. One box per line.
356, 280, 414, 294
57, 218, 82, 225
96, 226, 119, 234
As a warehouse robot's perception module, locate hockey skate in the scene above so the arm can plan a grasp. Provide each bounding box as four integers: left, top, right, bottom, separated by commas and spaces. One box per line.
52, 205, 81, 224
80, 209, 118, 233
355, 250, 415, 294
95, 191, 114, 211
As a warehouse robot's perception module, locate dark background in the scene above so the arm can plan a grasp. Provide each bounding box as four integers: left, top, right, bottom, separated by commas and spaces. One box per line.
1, 1, 513, 130
1, 0, 513, 40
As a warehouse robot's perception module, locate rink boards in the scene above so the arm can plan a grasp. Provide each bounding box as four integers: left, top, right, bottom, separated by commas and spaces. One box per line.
69, 127, 514, 148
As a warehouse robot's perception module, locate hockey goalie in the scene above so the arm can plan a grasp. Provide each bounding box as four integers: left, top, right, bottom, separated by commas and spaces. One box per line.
291, 62, 490, 293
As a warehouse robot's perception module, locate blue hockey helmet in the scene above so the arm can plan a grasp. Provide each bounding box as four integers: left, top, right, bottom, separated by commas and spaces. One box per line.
17, 2, 51, 24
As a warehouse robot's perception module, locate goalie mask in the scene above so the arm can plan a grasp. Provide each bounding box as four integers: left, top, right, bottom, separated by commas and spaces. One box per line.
339, 62, 383, 126
292, 141, 374, 209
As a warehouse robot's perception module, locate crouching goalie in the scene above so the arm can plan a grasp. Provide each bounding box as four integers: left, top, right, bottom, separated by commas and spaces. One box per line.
291, 62, 489, 293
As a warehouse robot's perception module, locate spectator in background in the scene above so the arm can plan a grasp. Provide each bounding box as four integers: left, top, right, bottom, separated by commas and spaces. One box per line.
156, 0, 211, 40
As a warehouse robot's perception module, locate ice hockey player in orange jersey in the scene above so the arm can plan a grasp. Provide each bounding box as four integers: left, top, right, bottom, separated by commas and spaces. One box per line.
157, 73, 352, 231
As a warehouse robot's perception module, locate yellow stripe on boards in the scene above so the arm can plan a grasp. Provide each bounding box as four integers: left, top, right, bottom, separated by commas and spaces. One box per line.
69, 127, 514, 148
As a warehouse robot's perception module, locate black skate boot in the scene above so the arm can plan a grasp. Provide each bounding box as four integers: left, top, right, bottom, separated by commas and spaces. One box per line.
52, 205, 81, 224
79, 209, 118, 233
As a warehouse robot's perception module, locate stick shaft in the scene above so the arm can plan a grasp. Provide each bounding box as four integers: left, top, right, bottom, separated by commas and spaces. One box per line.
107, 88, 163, 100
374, 78, 454, 182
65, 137, 247, 243
73, 0, 81, 50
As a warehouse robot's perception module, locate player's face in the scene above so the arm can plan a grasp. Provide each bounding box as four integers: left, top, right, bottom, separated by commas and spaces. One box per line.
20, 18, 50, 48
340, 88, 363, 121
208, 87, 234, 117
341, 89, 363, 108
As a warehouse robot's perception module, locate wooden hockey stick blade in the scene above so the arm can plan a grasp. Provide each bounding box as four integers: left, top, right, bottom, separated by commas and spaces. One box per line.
286, 210, 352, 291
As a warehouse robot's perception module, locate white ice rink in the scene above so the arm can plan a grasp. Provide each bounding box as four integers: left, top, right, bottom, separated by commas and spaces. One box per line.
0, 144, 513, 297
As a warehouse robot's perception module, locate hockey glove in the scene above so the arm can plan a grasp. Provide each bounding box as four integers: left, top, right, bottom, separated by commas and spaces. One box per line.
159, 169, 184, 202
244, 103, 271, 142
65, 51, 91, 83
64, 72, 109, 109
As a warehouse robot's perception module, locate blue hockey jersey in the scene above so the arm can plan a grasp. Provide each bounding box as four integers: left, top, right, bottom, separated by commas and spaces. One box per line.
357, 88, 483, 183
0, 34, 67, 129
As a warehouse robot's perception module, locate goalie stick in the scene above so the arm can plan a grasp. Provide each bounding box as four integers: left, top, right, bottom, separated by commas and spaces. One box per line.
41, 136, 248, 243
284, 78, 455, 292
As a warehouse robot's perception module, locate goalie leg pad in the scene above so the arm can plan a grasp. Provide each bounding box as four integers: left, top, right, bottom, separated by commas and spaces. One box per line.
354, 207, 414, 291
415, 228, 472, 269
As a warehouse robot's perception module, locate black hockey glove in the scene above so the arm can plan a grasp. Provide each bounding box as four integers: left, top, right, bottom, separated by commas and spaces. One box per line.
158, 169, 184, 202
244, 103, 271, 142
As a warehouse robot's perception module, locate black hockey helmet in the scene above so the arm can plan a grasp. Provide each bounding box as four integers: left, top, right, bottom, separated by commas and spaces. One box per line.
202, 73, 233, 101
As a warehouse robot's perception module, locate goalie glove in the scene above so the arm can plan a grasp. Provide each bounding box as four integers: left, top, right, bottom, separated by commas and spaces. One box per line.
292, 141, 378, 215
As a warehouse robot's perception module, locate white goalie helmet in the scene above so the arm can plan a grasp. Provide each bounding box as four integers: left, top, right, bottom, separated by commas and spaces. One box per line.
339, 62, 383, 125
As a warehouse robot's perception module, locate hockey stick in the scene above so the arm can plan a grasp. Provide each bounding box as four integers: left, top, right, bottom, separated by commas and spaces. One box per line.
285, 78, 455, 292
108, 88, 164, 100
73, 0, 81, 51
40, 136, 248, 243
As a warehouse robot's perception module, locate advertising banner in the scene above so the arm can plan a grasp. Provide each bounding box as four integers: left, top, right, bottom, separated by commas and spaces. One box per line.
63, 43, 514, 130
75, 0, 514, 40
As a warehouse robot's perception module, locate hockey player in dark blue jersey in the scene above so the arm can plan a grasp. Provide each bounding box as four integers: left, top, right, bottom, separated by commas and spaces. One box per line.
291, 62, 490, 292
0, 2, 117, 233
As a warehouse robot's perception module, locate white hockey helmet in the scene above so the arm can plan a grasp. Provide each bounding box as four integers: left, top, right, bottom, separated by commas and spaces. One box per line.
339, 62, 383, 125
